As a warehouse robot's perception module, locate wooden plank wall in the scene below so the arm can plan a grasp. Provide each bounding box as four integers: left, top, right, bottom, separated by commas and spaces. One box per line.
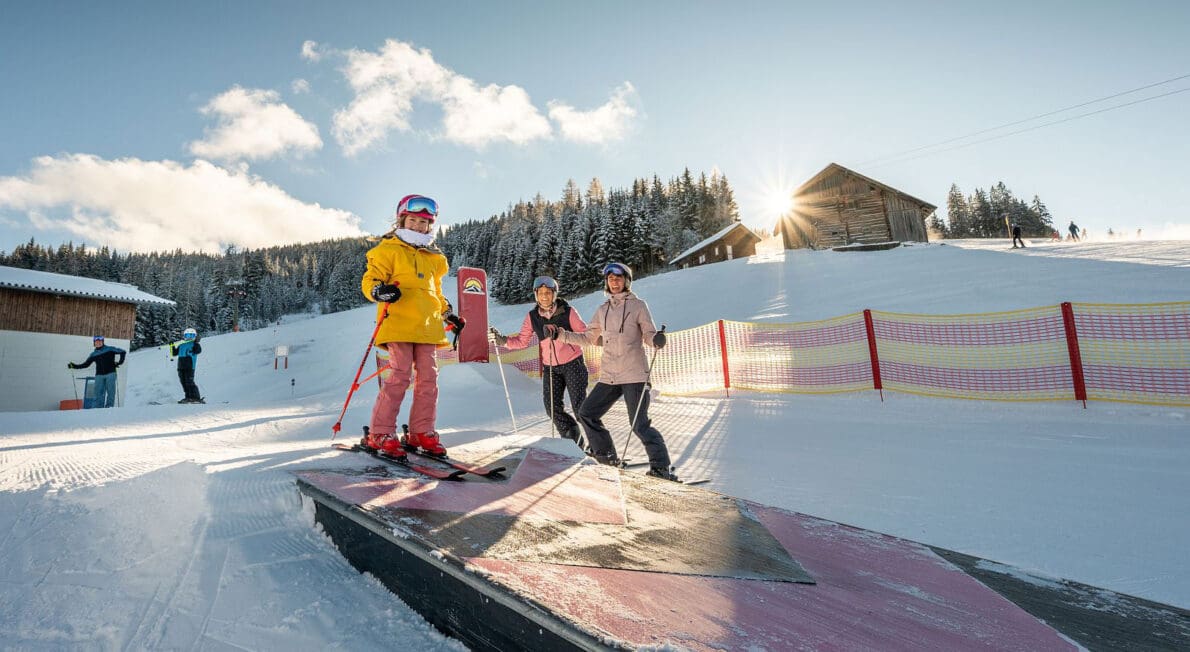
885, 192, 930, 242
0, 289, 136, 339
788, 170, 930, 249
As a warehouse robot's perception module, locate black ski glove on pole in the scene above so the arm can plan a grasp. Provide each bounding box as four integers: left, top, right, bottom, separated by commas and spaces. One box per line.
371, 283, 401, 303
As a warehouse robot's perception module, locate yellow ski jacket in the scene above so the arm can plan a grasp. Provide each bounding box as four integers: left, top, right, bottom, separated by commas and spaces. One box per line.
360, 236, 451, 348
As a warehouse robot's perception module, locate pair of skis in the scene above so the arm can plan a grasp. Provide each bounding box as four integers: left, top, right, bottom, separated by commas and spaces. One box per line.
333, 426, 506, 481
621, 460, 710, 486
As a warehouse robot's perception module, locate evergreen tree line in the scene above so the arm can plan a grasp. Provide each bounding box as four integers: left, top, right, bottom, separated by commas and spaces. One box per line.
0, 238, 371, 350
930, 181, 1056, 239
0, 168, 739, 348
438, 168, 739, 304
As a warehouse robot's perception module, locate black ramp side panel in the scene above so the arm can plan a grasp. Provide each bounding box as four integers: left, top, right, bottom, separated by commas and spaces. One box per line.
931, 547, 1190, 652
308, 498, 605, 651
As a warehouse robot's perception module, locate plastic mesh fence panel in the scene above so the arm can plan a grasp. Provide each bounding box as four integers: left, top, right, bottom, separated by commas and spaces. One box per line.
870, 306, 1074, 401
1072, 301, 1190, 406
725, 314, 874, 394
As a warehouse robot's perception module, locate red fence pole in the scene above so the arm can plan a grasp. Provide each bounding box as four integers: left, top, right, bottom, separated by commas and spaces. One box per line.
717, 319, 731, 397
1060, 302, 1088, 408
863, 309, 884, 401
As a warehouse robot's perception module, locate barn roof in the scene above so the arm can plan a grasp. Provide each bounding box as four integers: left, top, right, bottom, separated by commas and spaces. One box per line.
670, 221, 761, 267
796, 163, 937, 211
0, 265, 175, 306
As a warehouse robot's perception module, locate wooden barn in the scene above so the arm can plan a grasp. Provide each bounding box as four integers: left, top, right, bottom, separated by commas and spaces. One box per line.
0, 266, 174, 412
670, 221, 762, 270
775, 163, 936, 250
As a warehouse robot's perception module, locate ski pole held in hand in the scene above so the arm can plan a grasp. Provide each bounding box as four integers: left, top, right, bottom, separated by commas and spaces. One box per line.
622, 325, 665, 458
332, 302, 391, 438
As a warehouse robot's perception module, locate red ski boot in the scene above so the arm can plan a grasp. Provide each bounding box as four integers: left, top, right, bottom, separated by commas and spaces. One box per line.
404, 430, 447, 457
365, 428, 407, 458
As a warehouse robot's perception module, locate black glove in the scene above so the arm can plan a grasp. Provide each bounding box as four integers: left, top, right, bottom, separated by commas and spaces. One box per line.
371, 283, 401, 303
67, 362, 77, 369
489, 328, 507, 345
542, 324, 561, 340
444, 312, 466, 333
652, 331, 667, 348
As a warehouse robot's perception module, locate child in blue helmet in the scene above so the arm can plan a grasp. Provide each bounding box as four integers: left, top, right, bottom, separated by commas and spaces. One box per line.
169, 328, 204, 403
68, 335, 126, 408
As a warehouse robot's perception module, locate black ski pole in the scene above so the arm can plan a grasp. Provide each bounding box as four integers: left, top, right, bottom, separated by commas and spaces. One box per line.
621, 325, 665, 462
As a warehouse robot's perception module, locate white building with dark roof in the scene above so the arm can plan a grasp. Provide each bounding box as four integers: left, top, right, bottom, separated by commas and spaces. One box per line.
0, 266, 174, 412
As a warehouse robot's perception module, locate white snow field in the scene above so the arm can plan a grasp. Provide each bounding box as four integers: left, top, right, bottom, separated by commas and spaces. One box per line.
1, 238, 1187, 649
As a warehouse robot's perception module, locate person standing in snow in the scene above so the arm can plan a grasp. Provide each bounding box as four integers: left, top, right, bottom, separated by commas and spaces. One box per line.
1011, 223, 1025, 248
361, 194, 462, 458
68, 335, 125, 408
169, 328, 203, 403
490, 276, 590, 450
544, 262, 677, 481
1068, 221, 1080, 241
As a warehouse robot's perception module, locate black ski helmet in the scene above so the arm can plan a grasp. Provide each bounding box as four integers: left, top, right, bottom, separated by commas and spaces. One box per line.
601, 262, 632, 289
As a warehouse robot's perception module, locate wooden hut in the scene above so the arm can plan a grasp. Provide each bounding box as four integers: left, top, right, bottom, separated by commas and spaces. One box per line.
775, 163, 936, 250
670, 222, 762, 270
0, 266, 174, 411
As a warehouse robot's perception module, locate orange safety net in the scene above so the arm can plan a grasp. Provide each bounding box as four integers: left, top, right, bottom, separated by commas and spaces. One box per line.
1071, 301, 1190, 406
435, 301, 1190, 407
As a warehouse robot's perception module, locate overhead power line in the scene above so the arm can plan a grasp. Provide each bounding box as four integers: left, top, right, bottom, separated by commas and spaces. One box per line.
857, 72, 1190, 169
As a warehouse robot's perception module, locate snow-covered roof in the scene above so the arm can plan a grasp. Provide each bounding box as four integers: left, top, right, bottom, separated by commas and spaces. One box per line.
0, 265, 175, 306
670, 222, 761, 266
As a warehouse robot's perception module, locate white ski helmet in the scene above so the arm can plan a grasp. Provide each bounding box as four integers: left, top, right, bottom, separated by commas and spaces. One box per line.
183, 328, 198, 340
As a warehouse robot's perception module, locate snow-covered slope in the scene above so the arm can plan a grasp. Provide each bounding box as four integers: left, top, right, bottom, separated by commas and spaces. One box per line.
1, 239, 1187, 649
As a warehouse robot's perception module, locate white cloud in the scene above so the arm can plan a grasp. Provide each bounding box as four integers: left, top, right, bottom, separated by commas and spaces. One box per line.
291, 78, 311, 94
0, 154, 364, 253
301, 40, 322, 62
331, 39, 550, 155
188, 86, 322, 163
548, 82, 639, 144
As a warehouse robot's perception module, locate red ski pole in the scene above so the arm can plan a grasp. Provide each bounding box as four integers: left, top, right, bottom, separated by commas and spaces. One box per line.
331, 302, 390, 438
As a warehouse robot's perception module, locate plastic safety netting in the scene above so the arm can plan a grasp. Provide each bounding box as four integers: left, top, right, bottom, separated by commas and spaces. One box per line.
436, 301, 1190, 407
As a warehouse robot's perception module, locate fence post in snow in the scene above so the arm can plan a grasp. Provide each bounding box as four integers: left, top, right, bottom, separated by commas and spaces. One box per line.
717, 319, 731, 397
1060, 302, 1088, 408
863, 309, 884, 401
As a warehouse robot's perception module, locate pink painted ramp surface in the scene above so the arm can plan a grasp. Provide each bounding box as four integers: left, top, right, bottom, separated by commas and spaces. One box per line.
466, 504, 1076, 651
298, 448, 625, 524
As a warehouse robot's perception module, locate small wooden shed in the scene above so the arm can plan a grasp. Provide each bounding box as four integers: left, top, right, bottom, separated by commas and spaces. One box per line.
775, 163, 936, 250
670, 222, 762, 269
0, 265, 174, 411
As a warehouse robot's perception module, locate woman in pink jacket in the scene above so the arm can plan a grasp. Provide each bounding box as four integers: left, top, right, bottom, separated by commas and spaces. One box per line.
544, 262, 676, 481
491, 276, 589, 450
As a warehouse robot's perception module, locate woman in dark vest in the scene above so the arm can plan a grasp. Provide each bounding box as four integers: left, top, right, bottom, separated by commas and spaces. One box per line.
490, 276, 589, 449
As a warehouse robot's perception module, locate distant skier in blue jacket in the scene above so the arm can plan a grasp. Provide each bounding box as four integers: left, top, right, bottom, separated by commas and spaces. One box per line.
169, 328, 204, 404
68, 335, 126, 408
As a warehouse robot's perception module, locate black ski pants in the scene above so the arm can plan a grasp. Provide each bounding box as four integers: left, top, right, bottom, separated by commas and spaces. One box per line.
577, 381, 671, 469
543, 357, 588, 443
178, 368, 201, 400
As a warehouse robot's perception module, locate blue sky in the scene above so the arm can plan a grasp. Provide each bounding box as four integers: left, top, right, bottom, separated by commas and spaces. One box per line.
1, 1, 1188, 254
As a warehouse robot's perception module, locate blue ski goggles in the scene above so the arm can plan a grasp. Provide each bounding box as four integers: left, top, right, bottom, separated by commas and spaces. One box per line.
602, 263, 629, 277
532, 276, 558, 291
398, 195, 438, 217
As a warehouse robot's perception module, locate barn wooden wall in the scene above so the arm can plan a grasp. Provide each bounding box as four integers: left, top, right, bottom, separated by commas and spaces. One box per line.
784, 169, 931, 249
0, 289, 136, 339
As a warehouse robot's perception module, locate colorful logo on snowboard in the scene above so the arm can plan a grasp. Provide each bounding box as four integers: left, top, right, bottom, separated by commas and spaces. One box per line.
462, 278, 486, 295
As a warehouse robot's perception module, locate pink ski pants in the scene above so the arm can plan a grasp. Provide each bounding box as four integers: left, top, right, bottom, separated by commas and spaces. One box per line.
369, 342, 439, 436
